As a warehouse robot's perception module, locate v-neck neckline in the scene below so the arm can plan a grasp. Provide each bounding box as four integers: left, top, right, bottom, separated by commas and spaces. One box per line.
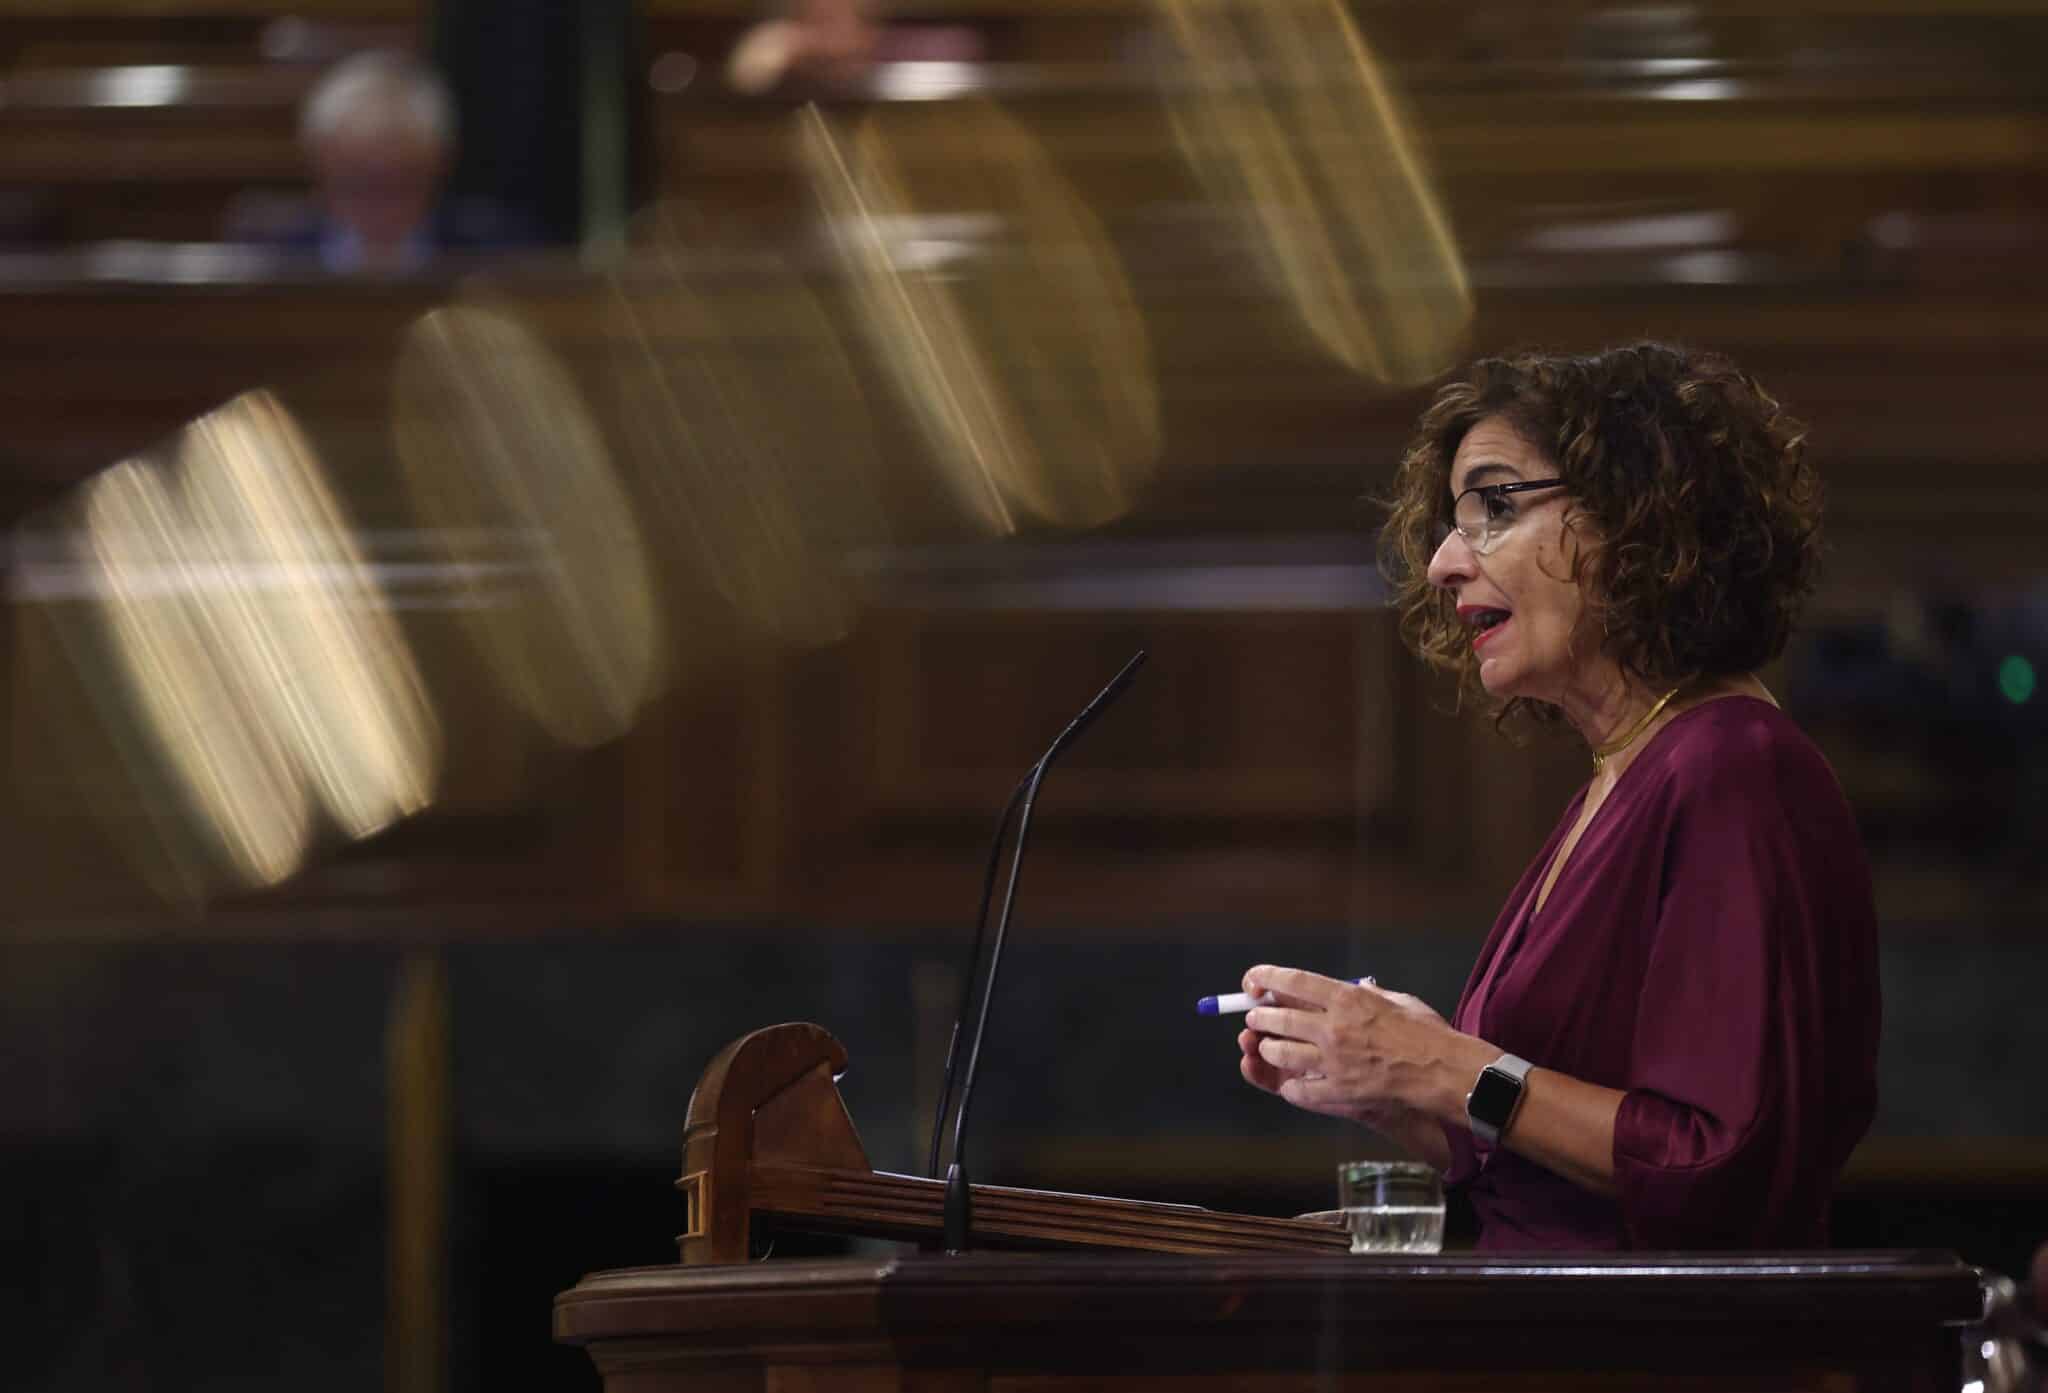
1460, 693, 1780, 1037
1528, 692, 1739, 920
1530, 787, 1598, 920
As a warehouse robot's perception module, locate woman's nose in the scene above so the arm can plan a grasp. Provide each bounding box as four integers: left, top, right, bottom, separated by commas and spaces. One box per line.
1426, 529, 1474, 590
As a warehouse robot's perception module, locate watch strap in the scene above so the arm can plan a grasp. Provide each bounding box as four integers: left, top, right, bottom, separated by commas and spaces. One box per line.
1465, 1052, 1534, 1146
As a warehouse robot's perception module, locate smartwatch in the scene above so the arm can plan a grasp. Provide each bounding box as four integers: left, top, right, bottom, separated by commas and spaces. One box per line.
1465, 1053, 1534, 1145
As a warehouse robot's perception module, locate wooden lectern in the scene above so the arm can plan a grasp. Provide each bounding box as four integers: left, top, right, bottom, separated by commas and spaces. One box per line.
554, 1024, 1982, 1391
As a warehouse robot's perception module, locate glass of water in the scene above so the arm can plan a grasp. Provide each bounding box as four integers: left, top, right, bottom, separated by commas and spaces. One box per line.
1337, 1159, 1444, 1254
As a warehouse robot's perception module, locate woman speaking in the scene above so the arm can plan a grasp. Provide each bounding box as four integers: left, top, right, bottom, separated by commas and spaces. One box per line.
1239, 343, 1880, 1250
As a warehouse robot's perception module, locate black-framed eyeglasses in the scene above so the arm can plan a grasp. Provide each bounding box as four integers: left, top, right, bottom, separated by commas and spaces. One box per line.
1437, 479, 1567, 554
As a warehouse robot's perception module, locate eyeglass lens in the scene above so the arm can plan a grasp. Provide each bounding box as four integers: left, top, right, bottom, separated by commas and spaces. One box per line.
1454, 489, 1505, 551
1441, 482, 1564, 553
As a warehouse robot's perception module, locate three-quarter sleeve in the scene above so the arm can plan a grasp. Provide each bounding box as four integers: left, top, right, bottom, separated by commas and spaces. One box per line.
1610, 742, 1850, 1247
1440, 1119, 1481, 1187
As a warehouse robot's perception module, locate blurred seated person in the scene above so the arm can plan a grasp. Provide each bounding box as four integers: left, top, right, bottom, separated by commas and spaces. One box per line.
1981, 1242, 2048, 1392
228, 50, 531, 272
1237, 344, 1880, 1250
726, 0, 983, 95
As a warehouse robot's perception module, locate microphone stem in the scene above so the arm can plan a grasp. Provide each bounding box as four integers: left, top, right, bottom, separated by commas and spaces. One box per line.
928, 775, 1029, 1180
935, 649, 1145, 1253
944, 755, 1049, 1252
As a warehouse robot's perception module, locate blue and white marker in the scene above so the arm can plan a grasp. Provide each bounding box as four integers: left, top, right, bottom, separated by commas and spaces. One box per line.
1196, 977, 1375, 1015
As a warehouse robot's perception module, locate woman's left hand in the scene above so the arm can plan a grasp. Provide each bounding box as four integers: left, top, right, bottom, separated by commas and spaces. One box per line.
1238, 965, 1468, 1124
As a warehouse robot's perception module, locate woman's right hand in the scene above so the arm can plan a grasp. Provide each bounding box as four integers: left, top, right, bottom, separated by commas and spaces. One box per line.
1238, 1022, 1452, 1170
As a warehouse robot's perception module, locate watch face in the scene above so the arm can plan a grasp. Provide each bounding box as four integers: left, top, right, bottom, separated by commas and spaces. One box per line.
1468, 1066, 1524, 1129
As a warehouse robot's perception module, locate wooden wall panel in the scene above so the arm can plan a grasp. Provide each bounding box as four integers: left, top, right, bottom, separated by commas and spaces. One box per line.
857, 608, 1385, 823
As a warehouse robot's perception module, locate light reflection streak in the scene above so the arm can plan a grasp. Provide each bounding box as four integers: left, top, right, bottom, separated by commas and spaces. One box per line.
392, 306, 664, 748
601, 218, 887, 648
177, 391, 438, 839
88, 64, 189, 109
800, 100, 1162, 531
82, 460, 311, 890
1649, 78, 1744, 102
1155, 0, 1472, 384
871, 61, 983, 102
801, 105, 1017, 536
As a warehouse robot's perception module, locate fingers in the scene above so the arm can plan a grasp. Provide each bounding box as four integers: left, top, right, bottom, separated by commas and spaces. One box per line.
1256, 1035, 1319, 1073
1274, 1071, 1361, 1121
1239, 1035, 1291, 1094
1242, 964, 1349, 1008
1242, 1005, 1328, 1043
1237, 1026, 1269, 1071
1277, 1072, 1345, 1110
1240, 1028, 1321, 1095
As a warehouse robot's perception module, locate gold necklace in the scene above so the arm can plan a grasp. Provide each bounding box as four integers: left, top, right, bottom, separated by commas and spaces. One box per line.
1590, 686, 1683, 772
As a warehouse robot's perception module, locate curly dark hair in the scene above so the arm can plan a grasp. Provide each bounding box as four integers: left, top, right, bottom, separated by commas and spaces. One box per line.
1378, 342, 1823, 726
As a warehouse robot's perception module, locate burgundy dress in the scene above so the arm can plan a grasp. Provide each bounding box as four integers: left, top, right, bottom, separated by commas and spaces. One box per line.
1440, 697, 1880, 1250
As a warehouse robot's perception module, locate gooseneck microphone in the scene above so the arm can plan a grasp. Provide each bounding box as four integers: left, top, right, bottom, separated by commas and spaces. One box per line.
934, 649, 1147, 1253
925, 773, 1028, 1182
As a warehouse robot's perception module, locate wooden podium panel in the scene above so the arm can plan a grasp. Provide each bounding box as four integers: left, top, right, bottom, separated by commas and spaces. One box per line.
555, 1249, 1980, 1392
555, 1027, 1981, 1391
674, 1024, 1351, 1263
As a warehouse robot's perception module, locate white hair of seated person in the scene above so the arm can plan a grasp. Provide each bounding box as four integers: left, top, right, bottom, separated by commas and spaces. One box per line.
301, 50, 456, 151
300, 51, 456, 265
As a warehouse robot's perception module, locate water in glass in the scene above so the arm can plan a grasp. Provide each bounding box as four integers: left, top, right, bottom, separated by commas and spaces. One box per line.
1337, 1160, 1444, 1254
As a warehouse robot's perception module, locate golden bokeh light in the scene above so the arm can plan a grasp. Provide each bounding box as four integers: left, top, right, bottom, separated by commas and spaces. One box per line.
176, 390, 439, 841
1154, 0, 1472, 384
392, 305, 665, 749
57, 392, 444, 899
80, 459, 312, 891
600, 212, 889, 649
799, 99, 1163, 533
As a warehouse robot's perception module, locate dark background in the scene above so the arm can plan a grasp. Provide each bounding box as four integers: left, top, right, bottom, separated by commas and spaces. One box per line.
3, 1, 2046, 1390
